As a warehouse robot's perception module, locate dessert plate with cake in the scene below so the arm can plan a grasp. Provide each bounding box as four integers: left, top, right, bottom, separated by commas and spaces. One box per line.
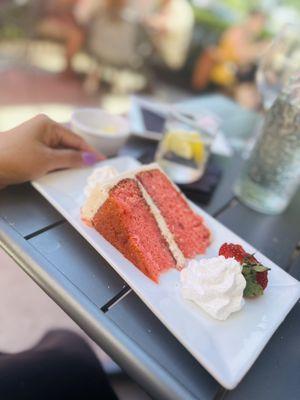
32, 156, 300, 389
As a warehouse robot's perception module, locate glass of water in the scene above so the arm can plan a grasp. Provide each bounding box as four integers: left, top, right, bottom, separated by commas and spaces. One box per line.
256, 24, 300, 109
155, 109, 218, 184
235, 80, 300, 214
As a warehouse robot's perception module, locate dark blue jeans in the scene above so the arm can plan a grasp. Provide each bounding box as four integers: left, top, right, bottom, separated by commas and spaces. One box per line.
0, 330, 118, 400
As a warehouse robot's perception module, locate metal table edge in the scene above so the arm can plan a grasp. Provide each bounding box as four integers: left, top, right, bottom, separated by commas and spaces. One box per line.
0, 218, 201, 400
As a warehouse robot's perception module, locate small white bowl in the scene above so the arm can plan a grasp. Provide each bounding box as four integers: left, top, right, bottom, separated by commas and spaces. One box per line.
71, 108, 130, 156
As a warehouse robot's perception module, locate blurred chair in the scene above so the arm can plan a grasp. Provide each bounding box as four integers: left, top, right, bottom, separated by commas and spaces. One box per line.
84, 8, 153, 94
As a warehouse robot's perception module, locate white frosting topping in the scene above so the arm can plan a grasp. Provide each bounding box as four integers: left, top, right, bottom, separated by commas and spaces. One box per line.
81, 164, 160, 224
84, 166, 119, 197
181, 256, 246, 321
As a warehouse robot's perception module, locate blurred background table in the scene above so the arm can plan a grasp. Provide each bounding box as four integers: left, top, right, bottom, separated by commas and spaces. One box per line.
1, 97, 300, 400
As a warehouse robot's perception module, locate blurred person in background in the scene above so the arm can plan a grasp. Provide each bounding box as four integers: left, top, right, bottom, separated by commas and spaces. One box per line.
79, 0, 146, 93
146, 0, 194, 70
37, 0, 134, 89
75, 0, 127, 23
129, 0, 156, 18
37, 0, 85, 78
192, 10, 269, 109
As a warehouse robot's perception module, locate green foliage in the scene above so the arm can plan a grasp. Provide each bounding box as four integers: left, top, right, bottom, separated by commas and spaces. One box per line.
219, 0, 261, 15
192, 7, 230, 32
282, 0, 300, 10
0, 25, 25, 40
0, 3, 31, 40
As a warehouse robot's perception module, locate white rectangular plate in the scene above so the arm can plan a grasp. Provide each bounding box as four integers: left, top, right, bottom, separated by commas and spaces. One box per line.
32, 156, 300, 389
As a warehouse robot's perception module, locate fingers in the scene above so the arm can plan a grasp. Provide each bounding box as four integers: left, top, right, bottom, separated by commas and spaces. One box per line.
48, 149, 85, 171
48, 149, 104, 171
42, 117, 106, 160
38, 114, 106, 173
53, 124, 92, 151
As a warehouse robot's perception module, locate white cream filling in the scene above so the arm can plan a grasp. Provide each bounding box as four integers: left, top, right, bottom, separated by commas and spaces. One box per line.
84, 166, 119, 197
138, 182, 185, 269
81, 185, 109, 223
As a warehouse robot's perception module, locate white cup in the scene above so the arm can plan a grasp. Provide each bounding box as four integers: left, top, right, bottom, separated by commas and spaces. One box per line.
71, 108, 130, 156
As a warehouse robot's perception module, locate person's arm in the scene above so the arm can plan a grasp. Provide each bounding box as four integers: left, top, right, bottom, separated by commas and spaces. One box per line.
0, 114, 104, 189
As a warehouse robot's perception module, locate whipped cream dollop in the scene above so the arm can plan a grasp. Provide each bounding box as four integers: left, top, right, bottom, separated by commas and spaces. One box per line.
84, 165, 119, 197
180, 256, 246, 321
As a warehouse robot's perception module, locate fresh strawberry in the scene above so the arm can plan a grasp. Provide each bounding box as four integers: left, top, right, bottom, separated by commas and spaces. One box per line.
219, 243, 246, 263
219, 243, 270, 298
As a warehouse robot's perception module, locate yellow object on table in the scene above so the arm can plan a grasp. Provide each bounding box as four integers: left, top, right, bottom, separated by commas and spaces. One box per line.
163, 131, 205, 163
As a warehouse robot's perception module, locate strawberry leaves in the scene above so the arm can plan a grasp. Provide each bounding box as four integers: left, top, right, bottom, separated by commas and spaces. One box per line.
243, 278, 264, 298
243, 254, 270, 273
252, 264, 270, 273
242, 264, 264, 297
242, 255, 270, 297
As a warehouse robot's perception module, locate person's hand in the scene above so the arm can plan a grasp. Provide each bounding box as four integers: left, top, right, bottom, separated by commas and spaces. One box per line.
0, 114, 105, 189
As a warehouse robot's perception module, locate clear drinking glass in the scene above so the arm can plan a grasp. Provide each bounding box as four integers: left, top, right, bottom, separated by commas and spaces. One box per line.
256, 24, 300, 109
155, 109, 217, 184
235, 80, 300, 215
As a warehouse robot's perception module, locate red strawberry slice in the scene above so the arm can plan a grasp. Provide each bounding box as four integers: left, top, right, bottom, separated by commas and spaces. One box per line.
256, 270, 268, 290
219, 243, 246, 263
219, 243, 270, 298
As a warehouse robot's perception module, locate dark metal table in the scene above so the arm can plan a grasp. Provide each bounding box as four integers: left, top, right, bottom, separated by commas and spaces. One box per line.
1, 97, 300, 400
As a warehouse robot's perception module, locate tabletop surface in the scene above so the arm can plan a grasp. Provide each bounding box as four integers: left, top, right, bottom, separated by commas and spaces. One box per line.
1, 95, 299, 400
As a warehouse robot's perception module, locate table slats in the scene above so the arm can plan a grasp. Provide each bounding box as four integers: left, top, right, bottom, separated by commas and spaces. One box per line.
216, 193, 300, 400
107, 291, 220, 400
1, 219, 199, 400
224, 256, 300, 400
0, 184, 62, 237
29, 223, 127, 307
217, 190, 300, 269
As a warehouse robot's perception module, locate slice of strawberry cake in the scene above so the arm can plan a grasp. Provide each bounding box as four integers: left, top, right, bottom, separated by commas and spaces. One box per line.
81, 164, 211, 283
